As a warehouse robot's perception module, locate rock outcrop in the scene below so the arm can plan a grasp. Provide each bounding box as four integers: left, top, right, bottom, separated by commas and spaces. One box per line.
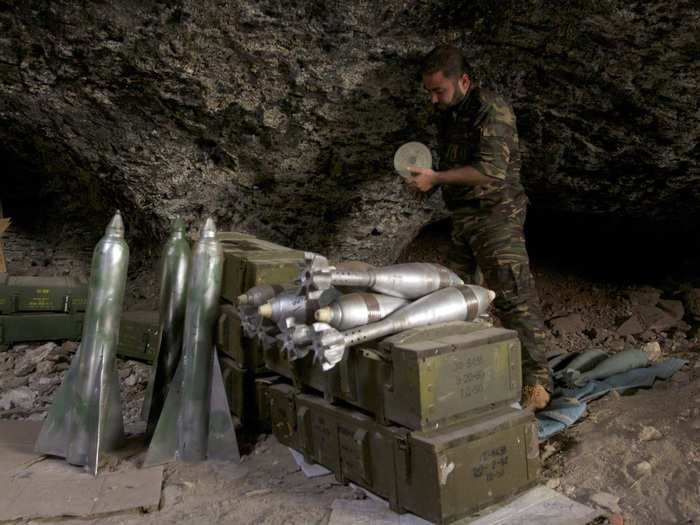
1, 1, 698, 266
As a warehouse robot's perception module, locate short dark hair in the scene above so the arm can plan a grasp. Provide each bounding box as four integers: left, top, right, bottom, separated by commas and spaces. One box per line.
421, 45, 471, 80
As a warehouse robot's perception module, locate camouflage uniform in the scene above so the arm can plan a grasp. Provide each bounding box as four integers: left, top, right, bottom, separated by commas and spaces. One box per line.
437, 84, 552, 391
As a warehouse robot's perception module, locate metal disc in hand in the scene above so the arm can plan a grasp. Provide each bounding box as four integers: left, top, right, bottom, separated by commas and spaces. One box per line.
393, 142, 432, 178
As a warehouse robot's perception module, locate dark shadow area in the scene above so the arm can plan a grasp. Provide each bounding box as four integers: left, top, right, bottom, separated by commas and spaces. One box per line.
526, 207, 700, 287
1, 137, 163, 285
399, 208, 700, 289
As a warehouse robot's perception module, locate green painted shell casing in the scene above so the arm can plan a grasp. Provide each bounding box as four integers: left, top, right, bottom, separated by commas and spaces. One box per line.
35, 211, 129, 476
142, 218, 191, 433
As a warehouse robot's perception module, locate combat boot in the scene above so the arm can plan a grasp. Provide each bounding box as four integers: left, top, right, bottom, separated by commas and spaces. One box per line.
521, 366, 553, 411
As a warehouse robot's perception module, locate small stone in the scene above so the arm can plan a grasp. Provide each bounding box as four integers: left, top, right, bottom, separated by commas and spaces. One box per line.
161, 484, 184, 507
119, 368, 131, 380
658, 300, 684, 321
617, 316, 644, 336
671, 371, 689, 383
0, 353, 14, 371
245, 488, 272, 497
625, 289, 662, 306
590, 491, 621, 513
639, 425, 662, 441
0, 386, 37, 410
26, 342, 58, 364
548, 314, 586, 336
124, 374, 138, 387
546, 477, 561, 489
541, 443, 557, 461
682, 288, 700, 319
632, 461, 652, 476
35, 360, 56, 376
641, 342, 662, 362
57, 341, 79, 359
0, 375, 29, 390
606, 338, 626, 351
13, 357, 36, 377
633, 305, 677, 331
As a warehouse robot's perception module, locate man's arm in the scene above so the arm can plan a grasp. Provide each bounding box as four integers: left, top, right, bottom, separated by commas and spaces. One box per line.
404, 165, 493, 193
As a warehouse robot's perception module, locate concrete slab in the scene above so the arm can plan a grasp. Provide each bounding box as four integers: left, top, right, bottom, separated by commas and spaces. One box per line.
0, 420, 44, 474
0, 420, 164, 521
329, 486, 601, 525
465, 486, 601, 525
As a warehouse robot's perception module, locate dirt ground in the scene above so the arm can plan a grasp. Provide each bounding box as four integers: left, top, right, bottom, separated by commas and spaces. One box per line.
1, 248, 699, 524
534, 267, 700, 525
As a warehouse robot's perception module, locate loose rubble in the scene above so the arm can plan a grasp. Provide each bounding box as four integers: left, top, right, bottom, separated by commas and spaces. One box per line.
0, 341, 150, 427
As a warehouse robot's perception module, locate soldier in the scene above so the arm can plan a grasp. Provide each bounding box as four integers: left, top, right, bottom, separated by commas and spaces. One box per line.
405, 45, 553, 410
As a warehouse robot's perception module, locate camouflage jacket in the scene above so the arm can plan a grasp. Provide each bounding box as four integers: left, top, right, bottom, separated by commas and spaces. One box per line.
437, 84, 526, 213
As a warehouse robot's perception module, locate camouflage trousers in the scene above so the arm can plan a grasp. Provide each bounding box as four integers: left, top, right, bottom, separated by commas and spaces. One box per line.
449, 196, 553, 391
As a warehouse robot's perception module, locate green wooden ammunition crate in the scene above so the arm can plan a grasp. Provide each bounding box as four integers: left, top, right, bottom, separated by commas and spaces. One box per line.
269, 384, 539, 524
115, 310, 159, 363
220, 356, 254, 422
217, 303, 266, 371
215, 231, 303, 370
265, 322, 522, 430
0, 275, 88, 314
253, 375, 279, 433
401, 410, 539, 523
217, 232, 304, 304
0, 312, 83, 346
219, 355, 278, 431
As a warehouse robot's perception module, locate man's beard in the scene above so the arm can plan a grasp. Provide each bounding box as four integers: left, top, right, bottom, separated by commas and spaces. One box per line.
436, 81, 465, 112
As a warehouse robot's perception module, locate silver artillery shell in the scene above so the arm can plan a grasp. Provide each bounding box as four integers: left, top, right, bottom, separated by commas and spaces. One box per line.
142, 218, 191, 435
314, 292, 409, 330
312, 284, 495, 371
237, 283, 287, 306
276, 318, 314, 360
234, 286, 299, 339
299, 252, 463, 299
258, 287, 342, 324
144, 218, 239, 466
35, 211, 129, 475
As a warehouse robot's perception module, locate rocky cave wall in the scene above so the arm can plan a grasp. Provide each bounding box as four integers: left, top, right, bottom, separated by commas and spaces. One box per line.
1, 0, 698, 274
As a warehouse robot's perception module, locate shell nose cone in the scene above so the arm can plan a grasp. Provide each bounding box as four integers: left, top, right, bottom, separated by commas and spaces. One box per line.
259, 303, 273, 318
106, 210, 125, 236
201, 217, 217, 238
315, 307, 332, 323
172, 217, 186, 233
488, 290, 496, 302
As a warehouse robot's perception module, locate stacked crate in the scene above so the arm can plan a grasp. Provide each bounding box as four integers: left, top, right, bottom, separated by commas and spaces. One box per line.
266, 323, 539, 523
216, 233, 540, 524
0, 275, 87, 348
215, 232, 305, 431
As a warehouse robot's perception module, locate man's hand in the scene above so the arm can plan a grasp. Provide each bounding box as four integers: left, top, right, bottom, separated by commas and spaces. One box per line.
405, 166, 439, 192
